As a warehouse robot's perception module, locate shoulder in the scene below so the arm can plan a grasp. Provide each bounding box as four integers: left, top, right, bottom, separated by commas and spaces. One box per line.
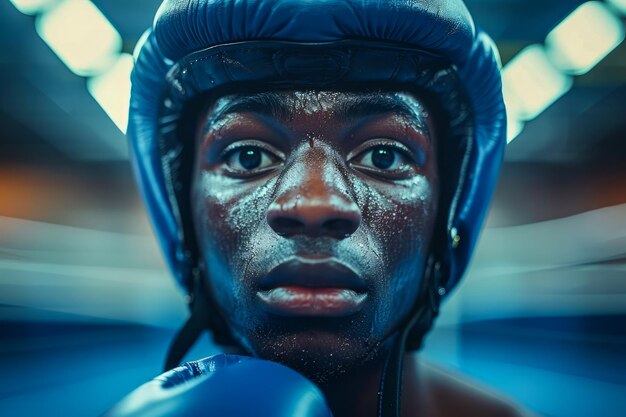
406, 356, 537, 417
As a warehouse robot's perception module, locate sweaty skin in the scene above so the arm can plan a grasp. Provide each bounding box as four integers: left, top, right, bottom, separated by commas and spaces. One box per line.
191, 90, 528, 417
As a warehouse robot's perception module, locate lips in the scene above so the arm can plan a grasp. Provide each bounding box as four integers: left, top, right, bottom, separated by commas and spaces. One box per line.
256, 258, 368, 317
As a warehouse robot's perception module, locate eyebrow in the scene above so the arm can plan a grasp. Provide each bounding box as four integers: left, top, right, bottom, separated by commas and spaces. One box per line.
207, 91, 428, 129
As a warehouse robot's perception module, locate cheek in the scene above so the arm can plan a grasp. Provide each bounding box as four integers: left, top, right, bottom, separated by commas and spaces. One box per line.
377, 175, 436, 256
357, 174, 436, 262
192, 170, 277, 300
354, 174, 437, 333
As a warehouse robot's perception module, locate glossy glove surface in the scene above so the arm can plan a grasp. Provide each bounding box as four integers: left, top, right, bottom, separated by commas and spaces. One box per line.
103, 354, 334, 417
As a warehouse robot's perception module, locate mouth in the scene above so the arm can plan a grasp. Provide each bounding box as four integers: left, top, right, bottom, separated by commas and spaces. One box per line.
256, 258, 369, 317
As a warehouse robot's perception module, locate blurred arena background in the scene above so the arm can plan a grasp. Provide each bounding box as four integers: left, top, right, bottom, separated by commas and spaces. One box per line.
1, 0, 625, 416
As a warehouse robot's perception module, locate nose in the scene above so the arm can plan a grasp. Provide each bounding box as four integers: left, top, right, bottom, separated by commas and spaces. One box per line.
267, 157, 361, 240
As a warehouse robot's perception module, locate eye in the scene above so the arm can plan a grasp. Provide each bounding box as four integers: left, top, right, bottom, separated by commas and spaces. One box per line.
222, 144, 282, 174
350, 143, 423, 179
356, 146, 402, 170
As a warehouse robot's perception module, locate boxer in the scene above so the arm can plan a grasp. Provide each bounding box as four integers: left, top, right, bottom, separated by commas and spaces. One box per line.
106, 1, 530, 416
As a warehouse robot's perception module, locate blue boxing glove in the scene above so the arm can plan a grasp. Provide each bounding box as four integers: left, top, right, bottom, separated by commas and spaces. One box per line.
102, 355, 334, 417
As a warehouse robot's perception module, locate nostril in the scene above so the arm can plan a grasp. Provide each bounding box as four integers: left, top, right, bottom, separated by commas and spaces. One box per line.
322, 218, 359, 238
269, 217, 305, 236
266, 196, 362, 239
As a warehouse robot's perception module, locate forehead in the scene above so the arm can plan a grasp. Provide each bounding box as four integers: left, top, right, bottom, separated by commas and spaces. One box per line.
202, 90, 432, 128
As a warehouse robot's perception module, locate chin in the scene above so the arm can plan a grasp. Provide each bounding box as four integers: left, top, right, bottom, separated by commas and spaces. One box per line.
238, 327, 382, 384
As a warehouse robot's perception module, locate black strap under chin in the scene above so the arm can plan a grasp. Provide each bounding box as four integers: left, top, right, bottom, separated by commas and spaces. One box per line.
163, 287, 210, 372
377, 255, 440, 417
377, 303, 429, 417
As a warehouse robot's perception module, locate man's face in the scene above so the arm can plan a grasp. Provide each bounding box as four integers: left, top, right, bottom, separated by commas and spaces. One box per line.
191, 90, 439, 380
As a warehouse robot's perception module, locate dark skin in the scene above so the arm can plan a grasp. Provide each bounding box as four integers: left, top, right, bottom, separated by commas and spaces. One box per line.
191, 90, 529, 417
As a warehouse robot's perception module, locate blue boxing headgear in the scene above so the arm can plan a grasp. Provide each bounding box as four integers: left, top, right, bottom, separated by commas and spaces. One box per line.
129, 1, 506, 415
130, 0, 505, 296
128, 0, 505, 410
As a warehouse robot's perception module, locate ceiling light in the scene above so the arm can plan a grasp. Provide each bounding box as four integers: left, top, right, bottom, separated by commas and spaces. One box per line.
546, 1, 625, 75
502, 44, 573, 121
35, 0, 122, 76
87, 53, 134, 134
506, 118, 524, 144
8, 0, 58, 15
606, 0, 626, 16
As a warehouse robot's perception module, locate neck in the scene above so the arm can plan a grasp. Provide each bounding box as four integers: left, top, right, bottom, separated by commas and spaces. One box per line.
319, 353, 387, 417
319, 351, 424, 417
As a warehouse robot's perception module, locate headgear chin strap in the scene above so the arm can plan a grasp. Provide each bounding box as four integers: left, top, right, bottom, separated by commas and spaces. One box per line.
377, 254, 434, 417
